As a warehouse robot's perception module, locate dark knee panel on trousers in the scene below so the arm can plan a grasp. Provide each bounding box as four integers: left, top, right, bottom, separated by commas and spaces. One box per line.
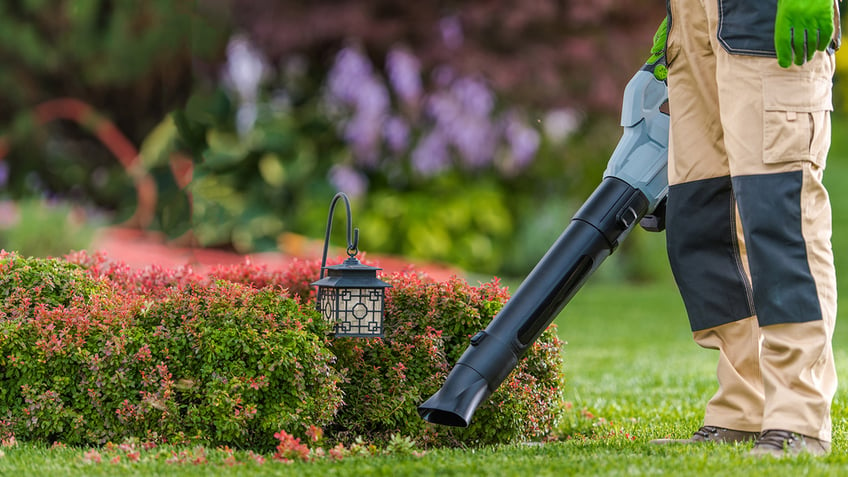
716, 0, 777, 56
667, 176, 755, 331
732, 171, 822, 326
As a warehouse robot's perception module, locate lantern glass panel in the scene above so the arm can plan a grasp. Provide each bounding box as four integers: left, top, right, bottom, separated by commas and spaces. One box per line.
319, 286, 384, 337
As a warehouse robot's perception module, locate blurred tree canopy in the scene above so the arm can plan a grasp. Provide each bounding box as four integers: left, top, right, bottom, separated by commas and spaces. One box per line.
0, 0, 202, 141
0, 0, 224, 211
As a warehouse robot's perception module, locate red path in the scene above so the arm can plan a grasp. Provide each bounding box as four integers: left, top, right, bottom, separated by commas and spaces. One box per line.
91, 227, 461, 282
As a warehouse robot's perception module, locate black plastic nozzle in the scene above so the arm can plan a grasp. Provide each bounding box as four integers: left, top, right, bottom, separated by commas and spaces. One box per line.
417, 364, 490, 427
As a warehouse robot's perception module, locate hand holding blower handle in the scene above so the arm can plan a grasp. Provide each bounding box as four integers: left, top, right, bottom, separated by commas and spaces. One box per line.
418, 60, 670, 428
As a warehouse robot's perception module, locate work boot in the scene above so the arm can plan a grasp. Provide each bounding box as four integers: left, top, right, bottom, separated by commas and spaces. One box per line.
749, 429, 831, 457
650, 425, 759, 444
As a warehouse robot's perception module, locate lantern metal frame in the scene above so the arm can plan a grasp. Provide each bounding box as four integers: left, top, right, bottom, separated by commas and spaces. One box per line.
311, 193, 391, 338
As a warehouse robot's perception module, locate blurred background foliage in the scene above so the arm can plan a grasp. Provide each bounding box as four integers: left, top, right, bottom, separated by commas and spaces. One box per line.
6, 0, 835, 279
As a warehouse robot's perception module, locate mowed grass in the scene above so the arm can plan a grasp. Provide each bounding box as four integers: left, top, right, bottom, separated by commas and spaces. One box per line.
2, 118, 848, 475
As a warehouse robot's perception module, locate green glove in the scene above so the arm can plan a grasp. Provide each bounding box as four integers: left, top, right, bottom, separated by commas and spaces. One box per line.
647, 17, 668, 80
775, 0, 834, 68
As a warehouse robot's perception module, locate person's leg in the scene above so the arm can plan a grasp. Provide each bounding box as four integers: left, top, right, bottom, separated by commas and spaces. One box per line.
714, 27, 837, 447
663, 0, 765, 437
692, 317, 763, 433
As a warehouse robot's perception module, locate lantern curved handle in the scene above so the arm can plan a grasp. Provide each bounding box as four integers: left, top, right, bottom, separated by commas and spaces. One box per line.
319, 192, 360, 279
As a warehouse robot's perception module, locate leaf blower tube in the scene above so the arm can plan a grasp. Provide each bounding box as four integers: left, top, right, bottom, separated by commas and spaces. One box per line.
418, 64, 670, 428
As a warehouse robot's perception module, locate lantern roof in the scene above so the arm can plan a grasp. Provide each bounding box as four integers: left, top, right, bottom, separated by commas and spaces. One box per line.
311, 257, 392, 289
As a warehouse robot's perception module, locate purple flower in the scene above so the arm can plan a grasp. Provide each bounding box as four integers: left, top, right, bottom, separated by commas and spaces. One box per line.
344, 112, 382, 167
220, 35, 269, 135
412, 131, 450, 177
386, 47, 423, 107
383, 116, 410, 154
424, 77, 497, 168
504, 114, 541, 169
327, 47, 376, 106
542, 108, 582, 143
221, 35, 268, 103
431, 65, 456, 88
355, 77, 390, 117
451, 77, 494, 117
425, 91, 462, 129
0, 161, 8, 188
328, 165, 369, 198
439, 16, 464, 49
326, 46, 391, 165
345, 80, 390, 166
235, 103, 258, 137
322, 43, 543, 182
448, 117, 496, 169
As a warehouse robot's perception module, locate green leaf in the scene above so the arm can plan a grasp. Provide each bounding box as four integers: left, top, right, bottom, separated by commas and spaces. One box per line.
139, 116, 180, 169
172, 109, 209, 157
159, 188, 193, 239
203, 130, 250, 169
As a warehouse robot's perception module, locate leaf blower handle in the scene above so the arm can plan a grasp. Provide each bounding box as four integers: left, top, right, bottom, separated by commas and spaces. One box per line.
604, 54, 669, 232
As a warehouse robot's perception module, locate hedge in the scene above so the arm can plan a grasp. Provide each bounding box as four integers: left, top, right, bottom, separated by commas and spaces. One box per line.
0, 251, 565, 449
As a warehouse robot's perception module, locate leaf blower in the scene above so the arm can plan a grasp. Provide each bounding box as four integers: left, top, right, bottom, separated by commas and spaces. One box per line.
418, 62, 669, 428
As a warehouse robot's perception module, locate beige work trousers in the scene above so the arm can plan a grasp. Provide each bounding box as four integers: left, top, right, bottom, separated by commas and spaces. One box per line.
666, 0, 838, 441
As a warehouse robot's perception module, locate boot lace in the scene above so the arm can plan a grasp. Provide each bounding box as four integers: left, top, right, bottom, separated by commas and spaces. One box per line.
693, 426, 720, 439
756, 429, 796, 450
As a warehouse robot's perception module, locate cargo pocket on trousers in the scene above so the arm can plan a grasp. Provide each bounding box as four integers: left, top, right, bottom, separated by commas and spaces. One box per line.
762, 75, 833, 167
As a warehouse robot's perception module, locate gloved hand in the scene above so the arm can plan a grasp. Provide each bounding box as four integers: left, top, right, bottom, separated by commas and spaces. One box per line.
775, 0, 834, 67
647, 17, 668, 80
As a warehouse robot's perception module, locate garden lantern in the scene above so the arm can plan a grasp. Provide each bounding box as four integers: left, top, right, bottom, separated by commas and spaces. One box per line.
312, 193, 391, 338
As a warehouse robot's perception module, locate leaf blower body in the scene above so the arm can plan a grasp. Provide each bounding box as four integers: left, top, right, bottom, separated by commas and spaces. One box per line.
418, 66, 669, 428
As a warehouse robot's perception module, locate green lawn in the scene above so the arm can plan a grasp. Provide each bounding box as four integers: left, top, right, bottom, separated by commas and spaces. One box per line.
2, 119, 848, 475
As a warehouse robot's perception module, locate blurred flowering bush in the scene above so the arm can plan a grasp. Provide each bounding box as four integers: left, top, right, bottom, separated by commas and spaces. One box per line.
0, 252, 564, 448
153, 35, 589, 274
319, 44, 554, 273
323, 46, 541, 182
126, 1, 666, 276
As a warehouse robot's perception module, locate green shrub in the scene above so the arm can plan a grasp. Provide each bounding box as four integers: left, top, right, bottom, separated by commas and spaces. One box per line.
122, 281, 343, 449
0, 199, 103, 259
0, 252, 343, 449
0, 250, 106, 307
0, 252, 565, 449
203, 258, 567, 446
372, 273, 565, 446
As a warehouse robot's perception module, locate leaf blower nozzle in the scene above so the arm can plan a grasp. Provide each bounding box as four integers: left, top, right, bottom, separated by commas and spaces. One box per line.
419, 326, 519, 426
417, 364, 490, 427
419, 67, 669, 428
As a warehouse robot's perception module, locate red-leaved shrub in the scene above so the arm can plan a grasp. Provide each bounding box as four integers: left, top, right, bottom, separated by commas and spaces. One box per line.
1, 251, 342, 449
0, 251, 564, 449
